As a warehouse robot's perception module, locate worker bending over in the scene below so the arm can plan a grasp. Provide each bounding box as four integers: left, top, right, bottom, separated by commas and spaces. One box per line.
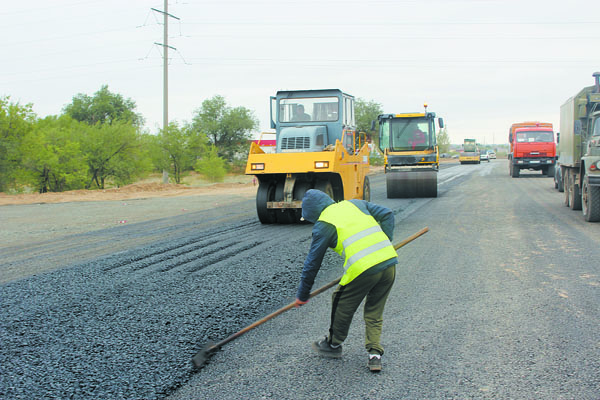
295, 189, 397, 372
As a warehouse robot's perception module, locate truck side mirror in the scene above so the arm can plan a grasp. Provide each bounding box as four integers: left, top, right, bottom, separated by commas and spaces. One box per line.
438, 118, 444, 129
509, 133, 513, 142
556, 132, 560, 143
371, 120, 376, 131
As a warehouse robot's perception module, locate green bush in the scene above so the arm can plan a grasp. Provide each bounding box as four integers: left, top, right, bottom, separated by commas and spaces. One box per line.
194, 145, 227, 182
369, 150, 385, 166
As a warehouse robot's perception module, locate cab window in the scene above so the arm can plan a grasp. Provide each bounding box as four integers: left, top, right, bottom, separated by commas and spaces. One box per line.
379, 119, 390, 151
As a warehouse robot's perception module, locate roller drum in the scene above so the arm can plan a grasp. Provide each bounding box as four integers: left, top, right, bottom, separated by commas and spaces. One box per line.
386, 170, 438, 198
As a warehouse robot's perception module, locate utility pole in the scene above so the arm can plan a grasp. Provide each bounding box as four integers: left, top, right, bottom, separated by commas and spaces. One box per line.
152, 2, 180, 183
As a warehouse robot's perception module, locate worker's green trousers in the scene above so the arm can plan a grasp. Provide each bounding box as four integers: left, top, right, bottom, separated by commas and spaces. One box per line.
328, 265, 396, 355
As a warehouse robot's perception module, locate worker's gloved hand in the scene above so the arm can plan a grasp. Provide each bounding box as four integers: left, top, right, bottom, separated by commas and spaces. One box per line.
294, 298, 309, 308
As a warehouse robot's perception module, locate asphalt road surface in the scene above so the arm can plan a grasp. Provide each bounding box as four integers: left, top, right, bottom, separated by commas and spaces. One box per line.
1, 160, 598, 399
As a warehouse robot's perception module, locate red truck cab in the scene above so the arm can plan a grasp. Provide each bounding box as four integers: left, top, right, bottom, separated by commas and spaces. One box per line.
508, 122, 556, 178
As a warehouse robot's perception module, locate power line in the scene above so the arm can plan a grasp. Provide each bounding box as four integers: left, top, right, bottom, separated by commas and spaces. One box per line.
171, 56, 599, 65
181, 20, 600, 26
2, 55, 595, 82
2, 26, 143, 47
179, 33, 597, 40
1, 58, 594, 87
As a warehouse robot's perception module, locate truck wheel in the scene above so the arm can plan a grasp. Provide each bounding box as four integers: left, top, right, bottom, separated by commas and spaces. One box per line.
256, 181, 277, 224
542, 167, 548, 175
582, 176, 600, 222
363, 176, 371, 202
511, 165, 520, 178
547, 164, 555, 178
557, 167, 564, 192
569, 178, 582, 211
563, 172, 570, 207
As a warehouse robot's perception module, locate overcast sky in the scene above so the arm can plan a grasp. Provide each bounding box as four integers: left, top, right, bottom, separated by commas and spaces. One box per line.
1, 0, 598, 145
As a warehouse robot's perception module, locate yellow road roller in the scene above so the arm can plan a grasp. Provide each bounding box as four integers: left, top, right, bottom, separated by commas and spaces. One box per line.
376, 106, 444, 198
246, 89, 370, 224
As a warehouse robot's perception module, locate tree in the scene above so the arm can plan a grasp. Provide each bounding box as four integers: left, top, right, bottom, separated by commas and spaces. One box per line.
355, 98, 383, 133
150, 122, 206, 184
195, 144, 227, 182
437, 126, 451, 155
79, 121, 148, 189
63, 85, 144, 127
355, 98, 383, 148
0, 97, 36, 192
20, 116, 88, 193
191, 95, 259, 162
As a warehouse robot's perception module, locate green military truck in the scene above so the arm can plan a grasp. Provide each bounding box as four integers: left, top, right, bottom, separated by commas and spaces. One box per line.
557, 72, 600, 222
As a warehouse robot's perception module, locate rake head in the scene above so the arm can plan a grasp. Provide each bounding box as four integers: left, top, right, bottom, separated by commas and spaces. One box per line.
191, 341, 216, 369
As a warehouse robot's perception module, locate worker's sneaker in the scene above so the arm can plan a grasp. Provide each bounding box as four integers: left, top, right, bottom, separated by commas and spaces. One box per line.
368, 354, 382, 372
311, 337, 342, 358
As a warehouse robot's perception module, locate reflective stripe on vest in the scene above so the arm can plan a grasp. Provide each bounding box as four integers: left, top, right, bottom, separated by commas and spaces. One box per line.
318, 201, 397, 286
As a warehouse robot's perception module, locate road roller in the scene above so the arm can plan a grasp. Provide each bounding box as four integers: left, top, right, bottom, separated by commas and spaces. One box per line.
376, 106, 443, 198
245, 89, 370, 224
459, 138, 480, 164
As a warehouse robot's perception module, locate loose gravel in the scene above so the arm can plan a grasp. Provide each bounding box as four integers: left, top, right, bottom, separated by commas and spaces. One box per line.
1, 212, 333, 399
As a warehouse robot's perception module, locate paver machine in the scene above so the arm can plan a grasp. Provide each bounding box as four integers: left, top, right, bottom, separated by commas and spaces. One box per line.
245, 89, 370, 224
376, 105, 443, 198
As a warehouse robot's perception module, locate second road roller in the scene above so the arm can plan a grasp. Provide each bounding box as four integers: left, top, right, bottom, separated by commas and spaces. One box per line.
376, 105, 444, 198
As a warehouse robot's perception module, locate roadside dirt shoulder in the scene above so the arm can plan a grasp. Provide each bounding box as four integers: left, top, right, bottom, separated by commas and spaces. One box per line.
0, 166, 390, 206
0, 182, 257, 206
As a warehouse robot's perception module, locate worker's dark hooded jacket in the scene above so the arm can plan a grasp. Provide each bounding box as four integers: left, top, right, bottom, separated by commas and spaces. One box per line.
296, 189, 397, 301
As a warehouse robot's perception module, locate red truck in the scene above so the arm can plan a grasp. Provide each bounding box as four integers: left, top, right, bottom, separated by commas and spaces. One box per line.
508, 122, 556, 178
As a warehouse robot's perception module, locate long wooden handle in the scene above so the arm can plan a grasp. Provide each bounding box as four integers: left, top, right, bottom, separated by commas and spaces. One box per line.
393, 226, 429, 250
304, 226, 429, 294
209, 226, 429, 351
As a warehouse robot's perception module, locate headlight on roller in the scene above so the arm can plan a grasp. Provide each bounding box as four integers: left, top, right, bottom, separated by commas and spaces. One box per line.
314, 161, 329, 169
251, 163, 265, 171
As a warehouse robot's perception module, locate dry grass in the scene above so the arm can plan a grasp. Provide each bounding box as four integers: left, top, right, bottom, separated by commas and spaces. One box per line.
135, 171, 254, 188
0, 171, 257, 206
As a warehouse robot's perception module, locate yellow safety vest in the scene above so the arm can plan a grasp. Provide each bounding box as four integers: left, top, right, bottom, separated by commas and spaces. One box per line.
318, 201, 397, 286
